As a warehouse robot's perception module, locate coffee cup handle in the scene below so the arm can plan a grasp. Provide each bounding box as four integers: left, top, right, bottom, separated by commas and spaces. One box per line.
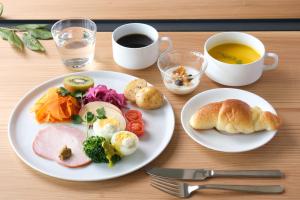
159, 36, 173, 55
263, 52, 279, 71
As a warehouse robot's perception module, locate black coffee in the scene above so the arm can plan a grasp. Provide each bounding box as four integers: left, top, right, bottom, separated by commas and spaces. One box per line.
116, 34, 153, 48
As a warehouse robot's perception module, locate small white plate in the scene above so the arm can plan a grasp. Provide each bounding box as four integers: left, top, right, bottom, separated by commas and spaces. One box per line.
8, 71, 175, 181
181, 88, 278, 152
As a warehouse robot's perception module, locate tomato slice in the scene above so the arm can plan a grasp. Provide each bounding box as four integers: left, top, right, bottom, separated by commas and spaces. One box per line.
126, 120, 144, 137
124, 110, 142, 122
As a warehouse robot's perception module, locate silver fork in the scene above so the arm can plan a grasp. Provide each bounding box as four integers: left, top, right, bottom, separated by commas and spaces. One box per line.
151, 176, 284, 198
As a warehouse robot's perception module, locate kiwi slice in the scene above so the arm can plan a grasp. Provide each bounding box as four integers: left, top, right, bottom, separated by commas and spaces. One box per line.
63, 75, 94, 92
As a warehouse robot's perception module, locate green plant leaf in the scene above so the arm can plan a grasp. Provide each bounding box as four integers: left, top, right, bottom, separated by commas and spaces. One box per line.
8, 31, 23, 50
71, 90, 85, 99
96, 107, 106, 119
16, 24, 48, 30
0, 28, 11, 40
29, 29, 52, 40
85, 112, 96, 124
71, 115, 83, 124
57, 87, 70, 96
0, 3, 3, 16
22, 33, 45, 52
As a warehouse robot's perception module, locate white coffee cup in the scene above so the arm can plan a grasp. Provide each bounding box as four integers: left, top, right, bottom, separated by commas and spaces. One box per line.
204, 32, 279, 86
112, 23, 172, 70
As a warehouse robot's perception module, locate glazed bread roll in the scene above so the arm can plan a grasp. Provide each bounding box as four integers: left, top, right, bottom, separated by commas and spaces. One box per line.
189, 99, 281, 134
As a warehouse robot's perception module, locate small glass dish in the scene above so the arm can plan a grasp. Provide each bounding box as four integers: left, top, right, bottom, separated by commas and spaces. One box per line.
157, 50, 207, 95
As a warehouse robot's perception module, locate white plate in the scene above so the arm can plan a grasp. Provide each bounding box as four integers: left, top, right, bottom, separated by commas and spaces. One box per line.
181, 88, 278, 153
8, 71, 175, 181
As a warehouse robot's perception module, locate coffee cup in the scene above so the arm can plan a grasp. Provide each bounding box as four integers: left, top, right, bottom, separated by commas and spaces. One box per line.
204, 32, 279, 86
112, 23, 172, 70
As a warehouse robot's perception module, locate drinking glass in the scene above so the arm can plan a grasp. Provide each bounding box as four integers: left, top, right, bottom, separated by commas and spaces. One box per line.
51, 19, 97, 70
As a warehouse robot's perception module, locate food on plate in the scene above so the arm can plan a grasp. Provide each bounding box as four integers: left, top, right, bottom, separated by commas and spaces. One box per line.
189, 99, 281, 134
79, 101, 122, 117
31, 75, 146, 168
125, 109, 144, 137
111, 131, 139, 156
93, 116, 125, 140
83, 136, 121, 167
59, 145, 72, 161
208, 43, 260, 64
124, 110, 142, 122
124, 79, 147, 102
163, 65, 200, 95
77, 104, 126, 140
32, 88, 80, 123
63, 75, 94, 92
92, 109, 126, 140
32, 126, 91, 168
126, 120, 144, 137
78, 104, 126, 139
124, 79, 164, 109
84, 84, 127, 109
135, 86, 164, 109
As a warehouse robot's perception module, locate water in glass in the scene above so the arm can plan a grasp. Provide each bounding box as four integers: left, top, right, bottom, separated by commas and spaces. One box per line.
53, 27, 95, 70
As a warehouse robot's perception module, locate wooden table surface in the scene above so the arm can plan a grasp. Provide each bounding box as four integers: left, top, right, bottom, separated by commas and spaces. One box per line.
1, 0, 300, 20
0, 31, 299, 200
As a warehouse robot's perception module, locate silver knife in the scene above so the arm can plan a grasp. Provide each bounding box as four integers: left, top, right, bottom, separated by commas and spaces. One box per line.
146, 168, 284, 180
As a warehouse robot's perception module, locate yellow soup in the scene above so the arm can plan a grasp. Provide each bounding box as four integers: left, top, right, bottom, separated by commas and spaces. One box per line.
208, 43, 261, 64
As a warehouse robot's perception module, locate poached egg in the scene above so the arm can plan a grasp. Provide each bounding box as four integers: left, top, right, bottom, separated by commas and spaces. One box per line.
90, 106, 126, 140
111, 131, 139, 156
93, 118, 122, 140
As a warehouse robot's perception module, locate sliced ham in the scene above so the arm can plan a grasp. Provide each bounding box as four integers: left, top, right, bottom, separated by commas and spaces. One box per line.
33, 125, 91, 168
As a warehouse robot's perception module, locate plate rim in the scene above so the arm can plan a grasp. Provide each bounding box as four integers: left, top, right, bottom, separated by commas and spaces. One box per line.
181, 88, 277, 153
8, 70, 175, 181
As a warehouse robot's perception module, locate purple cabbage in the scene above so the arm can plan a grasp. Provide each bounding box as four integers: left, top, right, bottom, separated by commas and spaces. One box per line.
83, 85, 127, 109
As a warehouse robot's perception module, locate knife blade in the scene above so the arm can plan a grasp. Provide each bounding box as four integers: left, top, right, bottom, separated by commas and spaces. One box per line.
146, 168, 283, 180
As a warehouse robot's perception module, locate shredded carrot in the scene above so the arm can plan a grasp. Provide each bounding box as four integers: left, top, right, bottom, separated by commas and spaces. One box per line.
32, 88, 80, 123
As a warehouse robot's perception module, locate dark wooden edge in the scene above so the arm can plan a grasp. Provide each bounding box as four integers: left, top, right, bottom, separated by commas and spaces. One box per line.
0, 19, 300, 31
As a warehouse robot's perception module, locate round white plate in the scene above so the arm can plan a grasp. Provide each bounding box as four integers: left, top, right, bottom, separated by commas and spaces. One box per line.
181, 88, 278, 153
8, 71, 175, 181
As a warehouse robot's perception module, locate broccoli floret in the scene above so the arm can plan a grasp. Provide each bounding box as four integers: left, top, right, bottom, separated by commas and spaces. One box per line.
83, 136, 108, 163
83, 136, 121, 166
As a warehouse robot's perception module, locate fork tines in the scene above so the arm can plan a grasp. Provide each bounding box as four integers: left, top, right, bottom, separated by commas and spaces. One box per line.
150, 175, 184, 198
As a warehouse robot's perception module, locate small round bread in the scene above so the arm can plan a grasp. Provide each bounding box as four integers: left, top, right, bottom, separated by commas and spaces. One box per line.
135, 86, 164, 109
124, 79, 147, 102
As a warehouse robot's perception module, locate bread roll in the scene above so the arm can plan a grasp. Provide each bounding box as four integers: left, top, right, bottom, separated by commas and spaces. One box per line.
189, 99, 281, 134
135, 86, 164, 110
124, 79, 147, 102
